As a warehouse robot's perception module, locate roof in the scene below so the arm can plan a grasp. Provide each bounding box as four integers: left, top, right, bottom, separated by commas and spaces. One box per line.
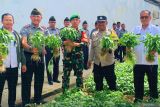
145, 0, 160, 7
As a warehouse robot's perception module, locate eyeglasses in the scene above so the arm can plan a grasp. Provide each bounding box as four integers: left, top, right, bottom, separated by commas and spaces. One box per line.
140, 16, 149, 19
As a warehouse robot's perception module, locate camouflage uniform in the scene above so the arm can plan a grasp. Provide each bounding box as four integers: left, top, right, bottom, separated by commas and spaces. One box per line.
61, 30, 84, 91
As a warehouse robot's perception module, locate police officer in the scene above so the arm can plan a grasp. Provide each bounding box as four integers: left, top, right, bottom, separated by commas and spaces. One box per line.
60, 17, 70, 59
81, 21, 90, 70
88, 16, 117, 91
45, 16, 60, 85
0, 13, 26, 107
63, 17, 70, 27
90, 21, 98, 39
61, 14, 86, 92
20, 8, 46, 106
119, 23, 127, 62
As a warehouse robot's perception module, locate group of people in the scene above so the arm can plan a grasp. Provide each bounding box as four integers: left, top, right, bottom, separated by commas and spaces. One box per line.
0, 8, 159, 107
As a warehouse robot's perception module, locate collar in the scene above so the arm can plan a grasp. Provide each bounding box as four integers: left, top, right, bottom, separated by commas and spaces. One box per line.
48, 27, 57, 30
83, 28, 88, 31
140, 23, 152, 31
120, 29, 126, 31
2, 27, 13, 33
31, 23, 41, 29
98, 28, 111, 36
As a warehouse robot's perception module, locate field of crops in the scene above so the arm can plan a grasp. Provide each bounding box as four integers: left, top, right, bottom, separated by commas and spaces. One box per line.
41, 60, 160, 107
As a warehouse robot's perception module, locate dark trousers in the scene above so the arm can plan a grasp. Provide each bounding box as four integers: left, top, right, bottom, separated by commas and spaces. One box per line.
45, 48, 60, 82
82, 45, 89, 69
133, 65, 158, 100
22, 52, 44, 105
114, 45, 126, 62
0, 68, 18, 107
114, 48, 119, 60
93, 63, 116, 91
119, 45, 126, 62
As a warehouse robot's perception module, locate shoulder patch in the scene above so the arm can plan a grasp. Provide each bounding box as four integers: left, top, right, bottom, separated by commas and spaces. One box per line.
24, 24, 30, 28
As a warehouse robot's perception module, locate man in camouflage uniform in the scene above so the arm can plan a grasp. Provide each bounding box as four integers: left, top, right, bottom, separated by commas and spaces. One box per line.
61, 14, 85, 92
20, 8, 46, 106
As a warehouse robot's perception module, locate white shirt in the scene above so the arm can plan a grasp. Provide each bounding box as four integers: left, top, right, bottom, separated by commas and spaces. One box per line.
133, 24, 160, 65
4, 32, 18, 68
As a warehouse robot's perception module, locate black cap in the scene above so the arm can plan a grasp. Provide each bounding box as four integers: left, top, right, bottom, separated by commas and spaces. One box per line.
83, 20, 88, 25
64, 17, 70, 21
97, 16, 107, 22
117, 22, 121, 24
49, 16, 56, 22
113, 22, 116, 25
31, 8, 41, 16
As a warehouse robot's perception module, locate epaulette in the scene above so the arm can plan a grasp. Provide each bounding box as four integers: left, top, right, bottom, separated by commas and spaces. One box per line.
24, 24, 31, 28
41, 26, 47, 30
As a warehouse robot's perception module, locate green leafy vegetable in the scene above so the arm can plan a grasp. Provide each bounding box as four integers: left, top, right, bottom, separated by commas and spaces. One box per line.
119, 33, 140, 63
45, 34, 62, 57
143, 34, 160, 62
60, 27, 80, 53
29, 31, 45, 62
0, 29, 14, 72
100, 36, 115, 56
60, 27, 80, 41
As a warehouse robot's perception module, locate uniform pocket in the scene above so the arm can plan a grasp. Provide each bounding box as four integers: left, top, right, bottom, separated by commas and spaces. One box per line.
92, 39, 99, 48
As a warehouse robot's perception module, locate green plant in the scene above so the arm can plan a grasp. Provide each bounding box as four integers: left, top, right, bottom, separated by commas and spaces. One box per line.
45, 35, 62, 58
100, 36, 115, 56
0, 29, 14, 72
143, 34, 160, 62
29, 31, 45, 62
41, 60, 160, 107
60, 27, 80, 52
60, 27, 79, 41
119, 33, 140, 64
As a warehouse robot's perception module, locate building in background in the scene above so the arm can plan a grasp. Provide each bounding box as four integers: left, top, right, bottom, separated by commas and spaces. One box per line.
0, 0, 160, 31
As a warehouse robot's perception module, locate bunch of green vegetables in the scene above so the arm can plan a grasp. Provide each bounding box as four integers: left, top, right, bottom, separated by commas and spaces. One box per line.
29, 31, 45, 62
0, 29, 14, 72
60, 27, 80, 52
60, 27, 79, 41
119, 33, 140, 63
45, 34, 62, 57
143, 34, 160, 62
100, 36, 115, 56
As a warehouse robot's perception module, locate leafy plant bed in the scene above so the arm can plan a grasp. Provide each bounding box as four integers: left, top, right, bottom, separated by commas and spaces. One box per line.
41, 62, 160, 107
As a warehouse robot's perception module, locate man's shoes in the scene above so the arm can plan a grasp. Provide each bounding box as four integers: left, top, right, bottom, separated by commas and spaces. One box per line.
22, 103, 31, 107
48, 81, 53, 85
34, 100, 47, 105
53, 80, 61, 83
8, 104, 15, 107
